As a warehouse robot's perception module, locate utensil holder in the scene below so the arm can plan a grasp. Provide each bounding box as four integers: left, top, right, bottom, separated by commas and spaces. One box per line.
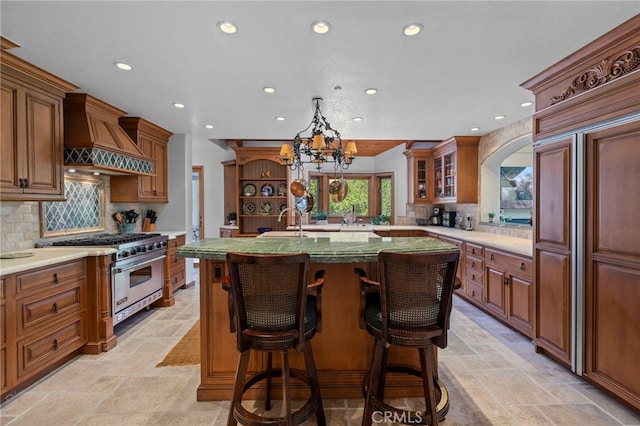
119, 223, 136, 234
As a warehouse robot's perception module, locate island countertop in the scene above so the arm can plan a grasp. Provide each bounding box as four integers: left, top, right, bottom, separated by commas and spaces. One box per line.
176, 234, 457, 263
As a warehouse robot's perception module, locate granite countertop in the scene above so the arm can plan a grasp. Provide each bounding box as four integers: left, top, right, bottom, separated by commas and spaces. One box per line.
176, 235, 457, 263
0, 247, 116, 276
298, 224, 533, 257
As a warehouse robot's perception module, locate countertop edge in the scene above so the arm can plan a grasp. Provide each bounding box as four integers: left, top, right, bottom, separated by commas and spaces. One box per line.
0, 247, 116, 276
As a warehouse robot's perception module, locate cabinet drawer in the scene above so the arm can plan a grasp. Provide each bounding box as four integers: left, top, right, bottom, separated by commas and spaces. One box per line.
17, 280, 84, 336
170, 265, 186, 290
485, 248, 533, 278
466, 256, 484, 272
168, 235, 186, 250
15, 259, 85, 296
17, 315, 86, 380
170, 253, 185, 270
466, 267, 484, 286
465, 281, 483, 305
466, 243, 484, 258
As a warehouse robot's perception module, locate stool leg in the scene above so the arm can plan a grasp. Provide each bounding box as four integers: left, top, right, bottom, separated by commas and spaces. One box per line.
362, 338, 385, 426
419, 346, 438, 426
281, 350, 293, 425
228, 350, 250, 426
303, 341, 326, 425
265, 352, 273, 410
377, 346, 389, 401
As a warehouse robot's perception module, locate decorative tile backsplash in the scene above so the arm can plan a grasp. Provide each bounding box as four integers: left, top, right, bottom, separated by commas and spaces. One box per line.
41, 175, 105, 237
64, 147, 153, 174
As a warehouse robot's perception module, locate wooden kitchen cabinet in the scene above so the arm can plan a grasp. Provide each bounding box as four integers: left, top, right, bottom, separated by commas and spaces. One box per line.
111, 117, 173, 203
1, 258, 88, 401
233, 147, 289, 236
430, 136, 480, 204
484, 248, 534, 338
0, 45, 78, 201
168, 234, 187, 293
464, 242, 484, 306
404, 149, 431, 203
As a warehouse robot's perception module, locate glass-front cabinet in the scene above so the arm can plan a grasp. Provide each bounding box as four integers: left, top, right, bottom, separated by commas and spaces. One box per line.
433, 150, 456, 200
404, 148, 431, 203
431, 136, 480, 204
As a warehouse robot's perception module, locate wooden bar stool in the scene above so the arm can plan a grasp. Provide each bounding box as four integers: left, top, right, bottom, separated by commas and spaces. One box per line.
226, 252, 326, 426
358, 250, 459, 426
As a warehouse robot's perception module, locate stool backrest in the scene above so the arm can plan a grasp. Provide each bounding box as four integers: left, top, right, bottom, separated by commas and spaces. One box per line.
227, 252, 310, 351
378, 250, 459, 347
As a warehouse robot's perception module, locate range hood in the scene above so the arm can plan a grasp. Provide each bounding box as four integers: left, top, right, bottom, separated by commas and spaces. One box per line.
63, 93, 154, 175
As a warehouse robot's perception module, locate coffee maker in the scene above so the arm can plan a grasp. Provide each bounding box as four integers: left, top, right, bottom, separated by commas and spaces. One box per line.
430, 207, 443, 226
442, 211, 457, 228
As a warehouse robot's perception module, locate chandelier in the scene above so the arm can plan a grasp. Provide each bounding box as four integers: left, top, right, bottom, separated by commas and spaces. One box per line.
280, 97, 357, 170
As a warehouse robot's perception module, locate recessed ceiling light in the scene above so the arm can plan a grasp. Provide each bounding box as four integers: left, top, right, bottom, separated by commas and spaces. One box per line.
263, 87, 276, 94
218, 21, 237, 34
365, 88, 377, 95
403, 23, 423, 36
494, 115, 506, 120
275, 116, 285, 121
114, 62, 132, 71
352, 117, 362, 122
173, 103, 185, 109
470, 127, 480, 132
312, 21, 331, 34
521, 101, 533, 107
204, 124, 214, 129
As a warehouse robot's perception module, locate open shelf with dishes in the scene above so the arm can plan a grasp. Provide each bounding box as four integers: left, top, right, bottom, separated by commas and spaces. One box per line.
233, 147, 290, 236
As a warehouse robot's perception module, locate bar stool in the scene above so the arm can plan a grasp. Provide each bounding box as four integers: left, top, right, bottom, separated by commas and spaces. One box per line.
226, 252, 326, 426
358, 250, 459, 426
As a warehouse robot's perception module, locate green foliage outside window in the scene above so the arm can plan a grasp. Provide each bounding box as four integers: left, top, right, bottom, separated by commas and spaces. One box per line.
329, 179, 369, 216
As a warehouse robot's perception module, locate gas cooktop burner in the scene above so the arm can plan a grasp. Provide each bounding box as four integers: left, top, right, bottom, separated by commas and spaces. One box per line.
50, 233, 161, 246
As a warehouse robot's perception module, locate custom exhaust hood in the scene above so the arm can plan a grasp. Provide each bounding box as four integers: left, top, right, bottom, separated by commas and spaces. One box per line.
63, 93, 154, 175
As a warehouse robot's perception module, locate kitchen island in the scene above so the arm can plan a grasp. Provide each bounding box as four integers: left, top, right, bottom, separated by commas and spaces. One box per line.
176, 235, 458, 404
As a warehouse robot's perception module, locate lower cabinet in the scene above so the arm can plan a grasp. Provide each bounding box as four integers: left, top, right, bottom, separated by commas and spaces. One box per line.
1, 258, 88, 401
168, 234, 187, 293
465, 243, 484, 306
484, 248, 534, 338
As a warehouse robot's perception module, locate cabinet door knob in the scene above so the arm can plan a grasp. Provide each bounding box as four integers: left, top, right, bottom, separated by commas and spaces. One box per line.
490, 254, 495, 261
53, 339, 59, 350
520, 262, 526, 271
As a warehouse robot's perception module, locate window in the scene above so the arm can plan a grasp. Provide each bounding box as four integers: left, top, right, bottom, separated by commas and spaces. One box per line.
308, 172, 394, 222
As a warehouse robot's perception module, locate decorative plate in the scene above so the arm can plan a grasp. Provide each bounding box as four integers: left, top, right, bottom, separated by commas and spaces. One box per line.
259, 201, 274, 215
278, 202, 287, 213
277, 183, 288, 196
242, 201, 256, 215
260, 183, 274, 197
243, 183, 256, 197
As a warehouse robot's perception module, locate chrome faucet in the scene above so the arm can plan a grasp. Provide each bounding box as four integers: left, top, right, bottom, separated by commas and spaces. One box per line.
278, 207, 304, 238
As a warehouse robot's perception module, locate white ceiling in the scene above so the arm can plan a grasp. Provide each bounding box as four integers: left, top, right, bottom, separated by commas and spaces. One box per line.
2, 1, 638, 143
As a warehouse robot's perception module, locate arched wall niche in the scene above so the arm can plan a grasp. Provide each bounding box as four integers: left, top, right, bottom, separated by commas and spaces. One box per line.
480, 133, 532, 223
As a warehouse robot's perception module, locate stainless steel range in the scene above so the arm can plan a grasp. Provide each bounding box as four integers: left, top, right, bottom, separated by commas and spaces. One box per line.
46, 233, 168, 325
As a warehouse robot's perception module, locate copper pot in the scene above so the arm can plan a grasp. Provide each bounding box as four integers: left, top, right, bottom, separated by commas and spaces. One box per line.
336, 179, 348, 202
290, 178, 307, 197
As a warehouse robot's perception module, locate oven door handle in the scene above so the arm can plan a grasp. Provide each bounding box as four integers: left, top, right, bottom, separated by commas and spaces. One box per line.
113, 255, 167, 274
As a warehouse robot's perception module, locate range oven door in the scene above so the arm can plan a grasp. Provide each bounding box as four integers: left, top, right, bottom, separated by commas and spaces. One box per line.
112, 252, 166, 325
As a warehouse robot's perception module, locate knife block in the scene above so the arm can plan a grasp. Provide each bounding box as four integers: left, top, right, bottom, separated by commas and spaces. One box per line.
142, 218, 156, 232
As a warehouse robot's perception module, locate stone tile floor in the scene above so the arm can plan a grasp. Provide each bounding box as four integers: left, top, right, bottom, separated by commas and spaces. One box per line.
1, 274, 639, 425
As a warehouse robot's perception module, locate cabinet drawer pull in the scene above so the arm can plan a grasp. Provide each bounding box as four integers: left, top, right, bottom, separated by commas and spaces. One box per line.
472, 274, 475, 280
471, 290, 475, 297
24, 178, 29, 188
472, 261, 475, 268
52, 302, 58, 313
53, 339, 59, 350
504, 277, 509, 285
53, 273, 59, 284
490, 254, 495, 261
472, 248, 476, 255
520, 262, 526, 271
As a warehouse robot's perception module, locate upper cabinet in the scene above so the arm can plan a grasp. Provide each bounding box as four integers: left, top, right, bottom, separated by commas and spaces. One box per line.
404, 149, 430, 204
405, 136, 480, 204
111, 117, 173, 203
0, 40, 78, 201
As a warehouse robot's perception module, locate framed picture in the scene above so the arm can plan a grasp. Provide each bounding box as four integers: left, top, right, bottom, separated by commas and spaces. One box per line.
500, 166, 533, 209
